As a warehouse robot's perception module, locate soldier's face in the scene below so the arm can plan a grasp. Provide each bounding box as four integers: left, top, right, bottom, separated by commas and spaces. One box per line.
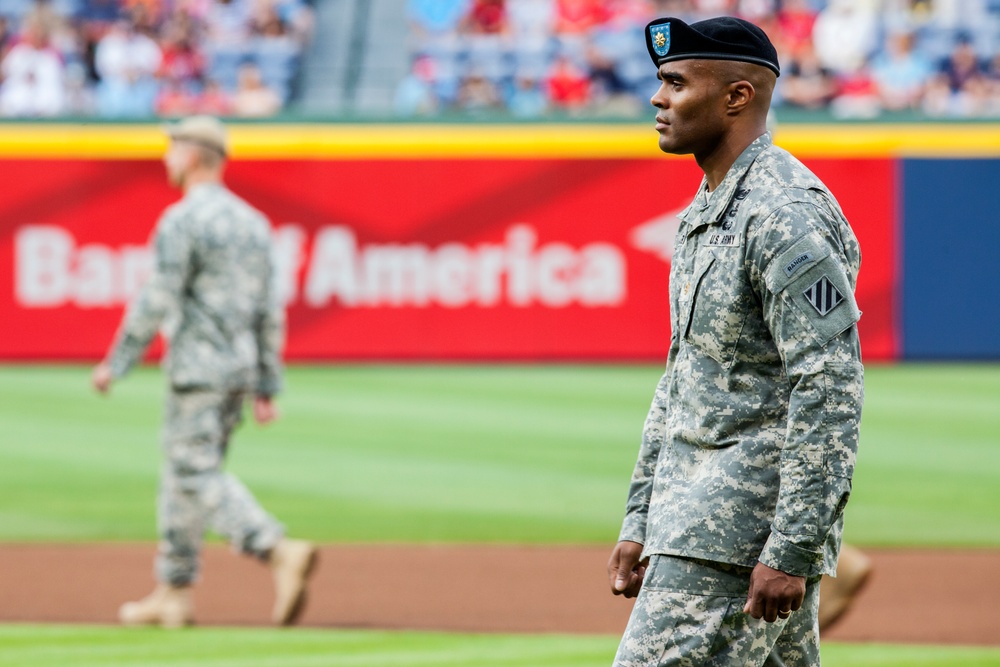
651, 61, 729, 156
163, 141, 196, 187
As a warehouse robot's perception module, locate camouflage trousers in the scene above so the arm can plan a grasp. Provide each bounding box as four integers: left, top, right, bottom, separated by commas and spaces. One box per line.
156, 388, 284, 586
614, 555, 821, 667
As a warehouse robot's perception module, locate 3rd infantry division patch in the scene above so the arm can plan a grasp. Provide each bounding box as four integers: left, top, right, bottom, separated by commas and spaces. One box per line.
803, 275, 844, 316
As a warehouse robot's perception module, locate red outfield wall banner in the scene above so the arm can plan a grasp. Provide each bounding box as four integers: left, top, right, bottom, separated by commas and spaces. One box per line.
0, 158, 897, 361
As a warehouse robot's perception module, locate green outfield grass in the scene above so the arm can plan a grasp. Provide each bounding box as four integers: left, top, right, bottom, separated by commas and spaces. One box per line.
0, 363, 997, 546
0, 626, 998, 667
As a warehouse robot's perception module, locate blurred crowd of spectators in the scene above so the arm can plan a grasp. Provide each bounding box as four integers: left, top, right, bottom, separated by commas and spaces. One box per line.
4, 0, 999, 120
0, 0, 313, 118
397, 0, 1000, 118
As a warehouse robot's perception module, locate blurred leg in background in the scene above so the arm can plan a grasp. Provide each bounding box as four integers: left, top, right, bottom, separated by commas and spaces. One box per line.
818, 544, 873, 631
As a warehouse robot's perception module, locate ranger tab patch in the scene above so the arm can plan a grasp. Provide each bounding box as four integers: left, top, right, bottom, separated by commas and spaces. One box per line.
803, 275, 844, 316
784, 252, 813, 278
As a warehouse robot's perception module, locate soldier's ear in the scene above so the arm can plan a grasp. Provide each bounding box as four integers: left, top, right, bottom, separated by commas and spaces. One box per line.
184, 144, 206, 169
726, 80, 755, 115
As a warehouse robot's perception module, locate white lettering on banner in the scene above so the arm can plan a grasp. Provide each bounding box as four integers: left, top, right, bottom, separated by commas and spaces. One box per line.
272, 225, 306, 305
303, 226, 359, 306
15, 226, 151, 308
302, 225, 626, 308
365, 243, 432, 306
16, 226, 72, 306
13, 223, 627, 309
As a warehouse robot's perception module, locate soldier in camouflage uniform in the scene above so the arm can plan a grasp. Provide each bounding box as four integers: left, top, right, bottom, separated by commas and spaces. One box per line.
92, 116, 317, 628
606, 18, 864, 666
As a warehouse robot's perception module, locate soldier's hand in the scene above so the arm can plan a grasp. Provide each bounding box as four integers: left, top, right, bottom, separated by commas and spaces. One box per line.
608, 540, 647, 598
91, 363, 113, 395
253, 396, 279, 425
743, 561, 805, 623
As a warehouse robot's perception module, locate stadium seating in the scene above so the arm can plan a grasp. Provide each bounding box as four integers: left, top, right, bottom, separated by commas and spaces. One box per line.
1, 0, 999, 118
0, 0, 313, 118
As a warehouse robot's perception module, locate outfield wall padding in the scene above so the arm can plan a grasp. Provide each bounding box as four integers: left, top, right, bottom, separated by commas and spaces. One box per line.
901, 159, 1000, 360
2, 123, 997, 361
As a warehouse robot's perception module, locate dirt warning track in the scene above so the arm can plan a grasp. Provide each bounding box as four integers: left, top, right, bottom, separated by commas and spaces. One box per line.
0, 545, 997, 645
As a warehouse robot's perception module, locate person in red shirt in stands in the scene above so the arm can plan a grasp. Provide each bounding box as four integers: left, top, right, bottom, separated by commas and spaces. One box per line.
776, 0, 817, 57
554, 0, 608, 34
546, 55, 590, 110
158, 20, 205, 90
463, 0, 509, 34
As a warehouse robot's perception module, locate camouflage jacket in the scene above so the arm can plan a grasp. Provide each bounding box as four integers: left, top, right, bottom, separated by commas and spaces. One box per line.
107, 182, 284, 396
618, 133, 864, 577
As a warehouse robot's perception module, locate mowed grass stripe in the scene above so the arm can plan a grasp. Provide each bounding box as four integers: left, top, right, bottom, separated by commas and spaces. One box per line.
0, 364, 997, 545
847, 364, 1000, 546
0, 365, 655, 543
0, 626, 999, 667
0, 626, 617, 667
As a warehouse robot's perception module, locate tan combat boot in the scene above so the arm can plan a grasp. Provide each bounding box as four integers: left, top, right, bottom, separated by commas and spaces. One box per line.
819, 545, 873, 631
118, 584, 193, 628
270, 538, 318, 625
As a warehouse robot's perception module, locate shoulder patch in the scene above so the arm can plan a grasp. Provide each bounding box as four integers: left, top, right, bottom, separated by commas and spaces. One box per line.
765, 233, 830, 294
803, 275, 844, 316
784, 252, 813, 278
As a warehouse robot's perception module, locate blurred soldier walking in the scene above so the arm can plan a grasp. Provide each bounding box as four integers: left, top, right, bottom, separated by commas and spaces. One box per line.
92, 116, 316, 628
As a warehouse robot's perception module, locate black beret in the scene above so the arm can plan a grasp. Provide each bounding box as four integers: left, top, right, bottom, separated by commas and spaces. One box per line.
645, 16, 780, 76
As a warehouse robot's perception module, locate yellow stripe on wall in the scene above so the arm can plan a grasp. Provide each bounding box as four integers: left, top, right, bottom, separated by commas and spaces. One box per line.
0, 123, 999, 159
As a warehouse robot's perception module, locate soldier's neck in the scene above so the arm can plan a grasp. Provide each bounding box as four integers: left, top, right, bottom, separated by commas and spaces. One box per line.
697, 123, 767, 191
181, 169, 223, 193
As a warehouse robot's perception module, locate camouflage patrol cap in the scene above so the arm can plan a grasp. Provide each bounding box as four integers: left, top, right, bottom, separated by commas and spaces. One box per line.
645, 16, 780, 76
165, 115, 229, 156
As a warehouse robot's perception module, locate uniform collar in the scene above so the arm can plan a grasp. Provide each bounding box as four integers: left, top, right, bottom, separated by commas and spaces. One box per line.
184, 181, 224, 198
679, 132, 772, 225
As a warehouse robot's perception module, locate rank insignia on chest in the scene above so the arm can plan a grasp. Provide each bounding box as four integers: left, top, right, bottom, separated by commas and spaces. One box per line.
803, 275, 844, 316
705, 233, 741, 247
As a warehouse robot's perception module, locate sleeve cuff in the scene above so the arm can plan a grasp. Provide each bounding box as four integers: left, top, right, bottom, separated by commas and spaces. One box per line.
758, 528, 825, 577
107, 337, 143, 379
618, 514, 647, 545
256, 374, 282, 398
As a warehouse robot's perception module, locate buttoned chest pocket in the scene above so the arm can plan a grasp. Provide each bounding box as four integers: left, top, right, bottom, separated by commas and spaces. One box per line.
683, 248, 753, 366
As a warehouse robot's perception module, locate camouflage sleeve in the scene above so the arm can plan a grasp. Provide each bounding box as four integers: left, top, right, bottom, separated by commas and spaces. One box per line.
106, 212, 191, 378
254, 244, 285, 397
618, 357, 674, 544
748, 203, 864, 577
